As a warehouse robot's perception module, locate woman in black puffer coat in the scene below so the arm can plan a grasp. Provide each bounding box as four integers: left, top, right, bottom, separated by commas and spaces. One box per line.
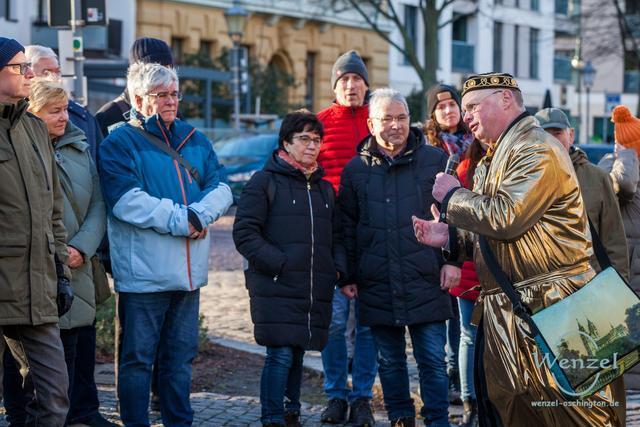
233, 110, 346, 427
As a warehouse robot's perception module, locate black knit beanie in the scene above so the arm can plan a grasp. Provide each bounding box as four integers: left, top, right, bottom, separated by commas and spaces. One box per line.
129, 37, 174, 66
426, 84, 461, 117
0, 38, 24, 69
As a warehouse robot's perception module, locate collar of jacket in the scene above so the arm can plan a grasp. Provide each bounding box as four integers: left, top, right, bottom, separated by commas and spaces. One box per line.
264, 149, 326, 182
54, 121, 89, 152
357, 126, 424, 163
0, 99, 29, 128
131, 111, 195, 148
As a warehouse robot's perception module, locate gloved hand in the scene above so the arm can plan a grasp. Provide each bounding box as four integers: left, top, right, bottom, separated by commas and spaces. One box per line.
55, 254, 74, 316
56, 276, 74, 316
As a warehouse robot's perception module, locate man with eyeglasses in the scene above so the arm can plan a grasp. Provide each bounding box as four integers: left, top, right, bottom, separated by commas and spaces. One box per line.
339, 88, 453, 427
413, 72, 626, 426
95, 37, 174, 137
0, 37, 71, 425
316, 50, 377, 426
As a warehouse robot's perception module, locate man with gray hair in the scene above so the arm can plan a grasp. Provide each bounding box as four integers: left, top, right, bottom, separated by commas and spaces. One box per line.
99, 62, 233, 425
338, 88, 455, 426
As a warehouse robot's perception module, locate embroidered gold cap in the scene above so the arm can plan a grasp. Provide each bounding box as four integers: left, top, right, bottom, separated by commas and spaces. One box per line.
461, 72, 520, 97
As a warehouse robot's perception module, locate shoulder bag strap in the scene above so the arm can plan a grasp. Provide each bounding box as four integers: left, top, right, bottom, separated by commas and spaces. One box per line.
587, 217, 611, 270
478, 235, 541, 336
129, 126, 203, 188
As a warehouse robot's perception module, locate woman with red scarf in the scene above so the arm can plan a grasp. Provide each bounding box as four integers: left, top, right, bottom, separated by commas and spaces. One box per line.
234, 110, 347, 427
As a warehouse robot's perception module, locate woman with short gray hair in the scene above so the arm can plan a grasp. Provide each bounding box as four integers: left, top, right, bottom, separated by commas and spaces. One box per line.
99, 61, 233, 425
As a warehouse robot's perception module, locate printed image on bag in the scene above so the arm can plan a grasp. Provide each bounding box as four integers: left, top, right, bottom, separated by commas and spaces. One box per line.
532, 267, 640, 397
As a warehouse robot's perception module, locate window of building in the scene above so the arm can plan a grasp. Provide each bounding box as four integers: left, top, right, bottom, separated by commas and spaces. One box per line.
305, 52, 316, 109
452, 13, 467, 41
403, 4, 417, 65
199, 40, 213, 60
493, 22, 503, 71
627, 0, 640, 14
555, 0, 569, 14
529, 28, 539, 79
531, 0, 539, 10
171, 37, 184, 64
2, 0, 18, 21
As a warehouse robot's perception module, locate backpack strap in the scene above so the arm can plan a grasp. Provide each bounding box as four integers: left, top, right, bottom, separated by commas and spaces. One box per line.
129, 126, 203, 188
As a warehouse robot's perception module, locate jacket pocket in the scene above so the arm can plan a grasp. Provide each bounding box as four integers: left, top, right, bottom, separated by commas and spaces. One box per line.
0, 243, 27, 302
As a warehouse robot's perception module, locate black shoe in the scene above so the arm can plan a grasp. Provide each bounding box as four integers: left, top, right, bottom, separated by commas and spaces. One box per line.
284, 411, 302, 427
86, 413, 119, 427
390, 417, 415, 427
348, 397, 375, 426
461, 399, 478, 427
321, 398, 349, 424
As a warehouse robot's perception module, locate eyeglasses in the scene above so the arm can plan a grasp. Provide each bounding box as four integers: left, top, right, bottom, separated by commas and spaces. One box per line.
4, 62, 31, 76
462, 90, 503, 116
373, 114, 410, 125
293, 135, 322, 147
146, 91, 183, 101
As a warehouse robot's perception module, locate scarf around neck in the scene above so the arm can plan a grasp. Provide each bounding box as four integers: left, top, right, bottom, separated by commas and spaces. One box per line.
439, 130, 474, 156
277, 149, 318, 178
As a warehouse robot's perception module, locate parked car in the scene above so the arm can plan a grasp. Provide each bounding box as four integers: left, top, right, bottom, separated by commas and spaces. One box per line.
578, 144, 614, 164
215, 132, 279, 202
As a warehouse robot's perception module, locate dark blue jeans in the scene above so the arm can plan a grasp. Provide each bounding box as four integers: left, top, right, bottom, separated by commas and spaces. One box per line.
260, 346, 305, 424
118, 290, 200, 427
371, 322, 449, 426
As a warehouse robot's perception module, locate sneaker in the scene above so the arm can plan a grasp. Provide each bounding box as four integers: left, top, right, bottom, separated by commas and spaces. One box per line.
320, 398, 349, 424
390, 417, 415, 427
86, 413, 119, 427
284, 411, 302, 427
348, 397, 375, 426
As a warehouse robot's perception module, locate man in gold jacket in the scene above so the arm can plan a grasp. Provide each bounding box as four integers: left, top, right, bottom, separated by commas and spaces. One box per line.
413, 73, 626, 426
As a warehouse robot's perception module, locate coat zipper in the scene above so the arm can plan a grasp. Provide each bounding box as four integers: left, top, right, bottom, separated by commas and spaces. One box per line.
31, 143, 50, 191
305, 179, 315, 346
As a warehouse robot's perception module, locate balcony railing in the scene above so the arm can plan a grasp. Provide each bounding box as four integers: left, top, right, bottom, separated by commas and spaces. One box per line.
554, 56, 572, 82
624, 71, 640, 94
452, 41, 474, 73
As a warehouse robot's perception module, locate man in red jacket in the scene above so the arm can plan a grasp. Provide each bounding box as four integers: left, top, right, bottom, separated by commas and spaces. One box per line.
317, 50, 377, 426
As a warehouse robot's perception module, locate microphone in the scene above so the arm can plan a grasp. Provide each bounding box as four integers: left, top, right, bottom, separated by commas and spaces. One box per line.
444, 153, 460, 176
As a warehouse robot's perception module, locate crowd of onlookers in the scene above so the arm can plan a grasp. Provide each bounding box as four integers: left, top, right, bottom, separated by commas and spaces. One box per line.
0, 32, 638, 427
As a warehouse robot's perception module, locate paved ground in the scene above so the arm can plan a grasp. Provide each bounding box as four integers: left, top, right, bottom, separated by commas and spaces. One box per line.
1, 214, 639, 426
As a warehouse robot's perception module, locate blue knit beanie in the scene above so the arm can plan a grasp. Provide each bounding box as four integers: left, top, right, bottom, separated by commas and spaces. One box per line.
0, 38, 25, 68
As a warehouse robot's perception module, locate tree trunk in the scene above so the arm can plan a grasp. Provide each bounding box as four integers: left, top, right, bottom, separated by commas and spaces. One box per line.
420, 1, 440, 121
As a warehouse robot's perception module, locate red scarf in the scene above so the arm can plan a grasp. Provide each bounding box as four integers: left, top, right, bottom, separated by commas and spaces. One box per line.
277, 149, 318, 176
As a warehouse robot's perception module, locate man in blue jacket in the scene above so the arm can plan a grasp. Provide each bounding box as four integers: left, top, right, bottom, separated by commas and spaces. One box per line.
99, 62, 232, 425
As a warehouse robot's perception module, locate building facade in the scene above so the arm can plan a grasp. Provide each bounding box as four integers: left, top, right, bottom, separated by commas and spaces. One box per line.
137, 0, 389, 113
388, 0, 555, 116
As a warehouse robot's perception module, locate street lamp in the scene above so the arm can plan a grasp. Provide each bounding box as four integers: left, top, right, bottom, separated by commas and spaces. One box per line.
224, 1, 248, 130
571, 53, 584, 141
582, 61, 596, 143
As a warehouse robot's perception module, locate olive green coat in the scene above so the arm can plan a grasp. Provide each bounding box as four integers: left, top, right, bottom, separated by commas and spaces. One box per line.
0, 100, 69, 325
55, 122, 106, 329
570, 147, 629, 280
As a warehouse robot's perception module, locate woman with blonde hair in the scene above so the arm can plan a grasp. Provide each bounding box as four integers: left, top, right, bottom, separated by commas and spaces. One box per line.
3, 78, 108, 426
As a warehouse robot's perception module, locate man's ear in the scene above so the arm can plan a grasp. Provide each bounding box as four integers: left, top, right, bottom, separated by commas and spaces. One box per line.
134, 94, 144, 111
367, 118, 375, 135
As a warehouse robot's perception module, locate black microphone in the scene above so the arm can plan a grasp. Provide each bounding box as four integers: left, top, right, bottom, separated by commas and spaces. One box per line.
444, 153, 460, 176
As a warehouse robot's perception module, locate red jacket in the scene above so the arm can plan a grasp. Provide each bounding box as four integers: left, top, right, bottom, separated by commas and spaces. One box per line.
449, 158, 480, 301
317, 103, 370, 193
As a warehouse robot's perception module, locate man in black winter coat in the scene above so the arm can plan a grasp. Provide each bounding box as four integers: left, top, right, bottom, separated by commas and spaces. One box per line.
339, 88, 457, 427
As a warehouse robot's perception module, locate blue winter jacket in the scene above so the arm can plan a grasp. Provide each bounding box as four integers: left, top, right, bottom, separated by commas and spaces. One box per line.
99, 113, 233, 293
